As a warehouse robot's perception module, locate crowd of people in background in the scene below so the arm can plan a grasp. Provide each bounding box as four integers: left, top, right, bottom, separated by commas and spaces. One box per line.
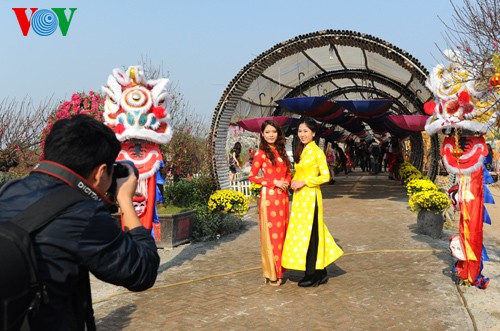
231, 132, 500, 185
320, 137, 404, 180
230, 135, 407, 182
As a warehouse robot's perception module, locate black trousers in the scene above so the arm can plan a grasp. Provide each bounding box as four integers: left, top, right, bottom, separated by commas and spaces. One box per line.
305, 199, 321, 276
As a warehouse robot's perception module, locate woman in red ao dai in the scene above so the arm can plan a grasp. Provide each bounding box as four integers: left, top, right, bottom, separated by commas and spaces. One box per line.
249, 120, 292, 286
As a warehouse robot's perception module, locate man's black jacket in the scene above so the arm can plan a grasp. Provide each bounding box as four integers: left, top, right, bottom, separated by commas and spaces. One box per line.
0, 172, 160, 330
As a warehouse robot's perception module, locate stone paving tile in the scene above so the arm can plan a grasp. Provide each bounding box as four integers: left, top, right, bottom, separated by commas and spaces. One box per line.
93, 172, 499, 331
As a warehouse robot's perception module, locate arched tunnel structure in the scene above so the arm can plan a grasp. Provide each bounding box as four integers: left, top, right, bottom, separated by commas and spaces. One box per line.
209, 30, 440, 188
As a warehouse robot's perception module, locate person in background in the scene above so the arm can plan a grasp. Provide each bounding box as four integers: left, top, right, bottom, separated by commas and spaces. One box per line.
229, 142, 242, 181
347, 140, 356, 171
380, 141, 388, 173
493, 144, 500, 173
344, 145, 353, 173
336, 145, 348, 176
248, 146, 257, 166
368, 139, 381, 175
282, 118, 344, 287
249, 120, 292, 286
485, 143, 494, 171
325, 143, 336, 184
388, 137, 402, 180
357, 141, 368, 172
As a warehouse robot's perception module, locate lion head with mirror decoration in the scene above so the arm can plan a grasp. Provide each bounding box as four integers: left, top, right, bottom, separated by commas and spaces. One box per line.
424, 50, 498, 174
102, 66, 172, 230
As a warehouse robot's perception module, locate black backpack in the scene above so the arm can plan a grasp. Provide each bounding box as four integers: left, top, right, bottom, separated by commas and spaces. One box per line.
0, 185, 84, 331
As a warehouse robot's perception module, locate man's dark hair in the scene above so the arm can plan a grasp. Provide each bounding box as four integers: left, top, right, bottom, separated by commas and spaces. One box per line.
43, 114, 121, 178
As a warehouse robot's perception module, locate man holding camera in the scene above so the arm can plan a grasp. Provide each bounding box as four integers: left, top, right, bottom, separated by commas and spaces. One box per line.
0, 115, 160, 330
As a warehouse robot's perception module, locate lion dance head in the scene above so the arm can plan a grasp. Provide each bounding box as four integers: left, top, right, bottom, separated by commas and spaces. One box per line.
101, 66, 172, 231
424, 50, 498, 174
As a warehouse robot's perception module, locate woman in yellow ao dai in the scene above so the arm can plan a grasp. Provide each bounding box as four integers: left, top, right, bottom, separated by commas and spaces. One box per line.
282, 118, 343, 287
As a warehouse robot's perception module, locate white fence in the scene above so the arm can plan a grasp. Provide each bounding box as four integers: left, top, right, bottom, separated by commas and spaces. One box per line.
229, 177, 252, 197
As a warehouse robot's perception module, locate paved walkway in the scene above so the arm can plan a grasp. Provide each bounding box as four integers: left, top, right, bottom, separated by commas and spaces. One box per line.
92, 171, 500, 331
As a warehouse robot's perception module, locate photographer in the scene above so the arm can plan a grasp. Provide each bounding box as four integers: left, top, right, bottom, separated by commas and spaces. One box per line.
0, 115, 159, 330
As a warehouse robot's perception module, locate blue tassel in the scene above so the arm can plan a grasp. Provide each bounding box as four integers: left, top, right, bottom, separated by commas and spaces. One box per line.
483, 166, 494, 184
483, 206, 492, 225
156, 170, 166, 185
152, 203, 159, 224
155, 184, 164, 203
482, 245, 490, 262
484, 185, 495, 204
156, 160, 166, 185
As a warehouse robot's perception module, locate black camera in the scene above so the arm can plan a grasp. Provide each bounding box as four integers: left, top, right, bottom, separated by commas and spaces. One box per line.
108, 160, 139, 203
113, 160, 139, 180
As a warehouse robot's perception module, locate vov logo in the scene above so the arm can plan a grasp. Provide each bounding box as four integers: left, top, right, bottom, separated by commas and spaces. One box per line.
12, 8, 77, 36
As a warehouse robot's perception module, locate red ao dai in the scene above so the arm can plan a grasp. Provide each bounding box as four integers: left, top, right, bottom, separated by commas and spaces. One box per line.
249, 149, 292, 281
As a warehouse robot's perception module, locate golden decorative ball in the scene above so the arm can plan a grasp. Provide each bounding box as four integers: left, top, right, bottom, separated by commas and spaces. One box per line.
489, 73, 500, 87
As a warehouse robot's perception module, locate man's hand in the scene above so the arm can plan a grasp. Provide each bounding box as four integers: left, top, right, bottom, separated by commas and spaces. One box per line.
116, 164, 138, 203
116, 164, 142, 231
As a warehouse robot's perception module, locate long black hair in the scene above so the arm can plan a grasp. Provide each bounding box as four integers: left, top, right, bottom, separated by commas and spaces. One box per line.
293, 117, 318, 164
259, 120, 291, 169
231, 142, 242, 157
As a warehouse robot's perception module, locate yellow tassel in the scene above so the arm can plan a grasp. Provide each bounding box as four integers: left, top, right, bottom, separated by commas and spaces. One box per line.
462, 205, 471, 221
463, 190, 475, 202
462, 221, 476, 260
464, 240, 477, 261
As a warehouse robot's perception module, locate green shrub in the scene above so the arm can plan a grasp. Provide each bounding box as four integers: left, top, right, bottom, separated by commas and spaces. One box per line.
191, 204, 243, 241
163, 179, 198, 207
190, 176, 217, 206
163, 176, 217, 208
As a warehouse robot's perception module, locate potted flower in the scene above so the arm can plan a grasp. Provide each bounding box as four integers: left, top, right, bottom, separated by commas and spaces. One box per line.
207, 189, 249, 217
399, 162, 423, 185
408, 190, 450, 238
406, 178, 437, 196
198, 189, 249, 240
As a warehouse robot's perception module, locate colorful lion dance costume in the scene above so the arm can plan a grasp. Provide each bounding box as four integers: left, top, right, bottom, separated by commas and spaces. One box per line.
424, 50, 497, 289
102, 66, 172, 234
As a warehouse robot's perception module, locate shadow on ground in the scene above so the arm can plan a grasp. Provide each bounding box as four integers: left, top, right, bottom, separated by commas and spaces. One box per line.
158, 210, 258, 274
96, 304, 135, 331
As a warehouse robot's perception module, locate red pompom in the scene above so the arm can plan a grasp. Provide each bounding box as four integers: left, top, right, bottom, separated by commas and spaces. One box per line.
151, 106, 166, 119
458, 91, 470, 105
423, 101, 436, 115
115, 123, 125, 134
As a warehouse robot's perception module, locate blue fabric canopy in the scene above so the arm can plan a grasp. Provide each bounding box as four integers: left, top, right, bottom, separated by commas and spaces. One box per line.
277, 97, 341, 117
276, 96, 425, 140
335, 99, 393, 119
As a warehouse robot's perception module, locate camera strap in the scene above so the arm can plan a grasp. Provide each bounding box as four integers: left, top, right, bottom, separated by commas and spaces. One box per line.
31, 161, 114, 208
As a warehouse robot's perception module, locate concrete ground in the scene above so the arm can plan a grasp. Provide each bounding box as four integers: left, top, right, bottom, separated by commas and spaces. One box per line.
91, 171, 500, 331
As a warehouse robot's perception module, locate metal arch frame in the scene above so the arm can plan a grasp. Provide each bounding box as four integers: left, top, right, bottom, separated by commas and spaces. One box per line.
277, 69, 428, 114
209, 30, 438, 189
276, 92, 426, 175
274, 70, 430, 174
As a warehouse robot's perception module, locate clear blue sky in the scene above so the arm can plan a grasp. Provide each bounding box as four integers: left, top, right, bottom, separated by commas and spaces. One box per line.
0, 0, 460, 121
